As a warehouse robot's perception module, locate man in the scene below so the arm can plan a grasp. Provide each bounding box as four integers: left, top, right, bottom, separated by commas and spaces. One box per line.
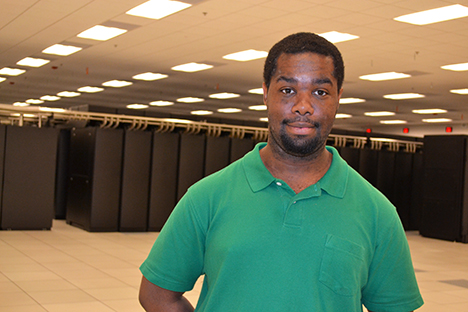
139, 32, 423, 312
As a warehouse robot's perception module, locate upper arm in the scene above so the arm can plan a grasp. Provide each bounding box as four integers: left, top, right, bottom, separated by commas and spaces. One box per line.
139, 276, 194, 312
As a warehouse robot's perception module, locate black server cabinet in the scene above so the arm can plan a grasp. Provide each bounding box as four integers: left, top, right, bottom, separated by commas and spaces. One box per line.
205, 136, 230, 176
177, 133, 206, 200
421, 135, 468, 242
66, 127, 123, 232
1, 126, 58, 230
230, 137, 254, 163
119, 130, 152, 231
148, 132, 180, 231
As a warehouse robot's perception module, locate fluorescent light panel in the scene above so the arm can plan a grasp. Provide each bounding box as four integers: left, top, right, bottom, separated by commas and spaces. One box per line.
26, 99, 44, 104
126, 0, 192, 20
380, 120, 407, 124
248, 88, 263, 95
360, 72, 410, 81
260, 117, 268, 122
133, 72, 168, 81
249, 105, 267, 111
451, 88, 468, 95
336, 113, 352, 119
365, 111, 395, 117
42, 44, 82, 56
319, 31, 359, 43
209, 92, 240, 99
102, 80, 133, 87
442, 62, 468, 71
394, 4, 468, 25
40, 95, 61, 101
17, 57, 50, 67
150, 100, 174, 106
77, 25, 127, 41
78, 86, 104, 93
177, 97, 204, 103
223, 49, 268, 62
127, 104, 148, 109
13, 102, 29, 107
0, 67, 26, 76
57, 91, 81, 97
191, 110, 213, 115
171, 62, 213, 72
383, 93, 425, 100
0, 77, 6, 83
412, 109, 447, 114
422, 118, 452, 123
218, 108, 242, 113
339, 98, 365, 104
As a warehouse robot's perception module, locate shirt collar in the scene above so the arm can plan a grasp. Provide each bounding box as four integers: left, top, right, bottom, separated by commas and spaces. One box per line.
243, 143, 348, 198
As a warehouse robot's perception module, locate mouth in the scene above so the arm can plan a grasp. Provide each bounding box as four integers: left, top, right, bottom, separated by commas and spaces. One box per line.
285, 121, 318, 135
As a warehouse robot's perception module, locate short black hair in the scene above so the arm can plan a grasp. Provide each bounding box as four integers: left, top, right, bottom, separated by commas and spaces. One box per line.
263, 32, 344, 91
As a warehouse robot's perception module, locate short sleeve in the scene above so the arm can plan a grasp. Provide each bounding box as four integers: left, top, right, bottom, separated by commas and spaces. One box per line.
362, 208, 424, 312
140, 191, 206, 292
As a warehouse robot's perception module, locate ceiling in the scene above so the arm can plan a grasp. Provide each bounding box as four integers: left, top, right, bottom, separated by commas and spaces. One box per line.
0, 0, 467, 138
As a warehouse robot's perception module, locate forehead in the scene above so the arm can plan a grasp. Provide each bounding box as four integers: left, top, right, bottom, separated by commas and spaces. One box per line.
274, 52, 335, 77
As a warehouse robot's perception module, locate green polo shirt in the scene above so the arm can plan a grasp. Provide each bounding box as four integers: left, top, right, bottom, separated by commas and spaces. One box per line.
140, 143, 423, 312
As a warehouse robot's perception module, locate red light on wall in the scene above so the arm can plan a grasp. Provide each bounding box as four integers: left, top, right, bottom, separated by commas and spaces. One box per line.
366, 128, 372, 133
403, 128, 409, 134
446, 126, 453, 133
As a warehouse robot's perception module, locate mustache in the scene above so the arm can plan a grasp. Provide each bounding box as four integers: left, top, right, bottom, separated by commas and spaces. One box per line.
282, 118, 320, 128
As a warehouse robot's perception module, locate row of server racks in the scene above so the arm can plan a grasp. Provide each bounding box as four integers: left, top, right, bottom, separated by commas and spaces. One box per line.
0, 123, 466, 242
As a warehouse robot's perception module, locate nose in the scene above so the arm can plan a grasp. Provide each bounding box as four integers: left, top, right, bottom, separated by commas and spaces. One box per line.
292, 92, 314, 116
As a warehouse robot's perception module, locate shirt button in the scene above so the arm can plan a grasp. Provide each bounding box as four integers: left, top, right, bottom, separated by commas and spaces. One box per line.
293, 201, 297, 204
276, 182, 282, 186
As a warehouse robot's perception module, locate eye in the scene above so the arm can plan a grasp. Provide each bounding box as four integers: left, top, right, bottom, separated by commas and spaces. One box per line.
281, 88, 295, 95
314, 89, 328, 97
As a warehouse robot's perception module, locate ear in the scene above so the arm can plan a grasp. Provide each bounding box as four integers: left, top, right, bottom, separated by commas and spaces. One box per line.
262, 82, 268, 106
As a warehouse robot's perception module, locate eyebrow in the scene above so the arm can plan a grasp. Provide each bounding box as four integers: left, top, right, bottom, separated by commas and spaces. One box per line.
276, 75, 334, 86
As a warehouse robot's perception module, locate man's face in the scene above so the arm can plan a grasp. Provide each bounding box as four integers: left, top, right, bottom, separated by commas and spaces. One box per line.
263, 52, 343, 158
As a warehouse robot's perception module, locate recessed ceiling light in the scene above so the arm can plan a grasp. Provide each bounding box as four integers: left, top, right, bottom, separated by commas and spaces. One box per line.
26, 99, 44, 104
127, 104, 148, 109
394, 4, 468, 25
17, 57, 50, 67
126, 0, 192, 20
339, 98, 365, 104
223, 49, 268, 62
57, 91, 81, 97
249, 105, 267, 111
40, 95, 61, 101
318, 31, 359, 43
177, 97, 204, 103
336, 113, 352, 119
441, 62, 468, 71
364, 111, 396, 117
451, 88, 468, 95
39, 107, 66, 112
248, 88, 263, 95
191, 110, 213, 115
13, 102, 29, 107
422, 118, 452, 123
102, 80, 133, 87
78, 86, 105, 93
209, 92, 240, 99
218, 108, 242, 113
42, 44, 82, 56
0, 67, 26, 76
77, 25, 127, 41
383, 93, 425, 100
171, 62, 213, 73
133, 72, 168, 81
359, 72, 411, 81
260, 117, 269, 122
0, 77, 6, 83
150, 100, 174, 106
379, 120, 407, 124
412, 109, 447, 114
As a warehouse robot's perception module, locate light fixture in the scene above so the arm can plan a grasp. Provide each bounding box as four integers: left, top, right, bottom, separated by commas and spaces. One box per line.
209, 92, 240, 99
441, 62, 468, 71
39, 107, 66, 113
394, 4, 468, 25
260, 117, 269, 122
13, 102, 29, 107
0, 67, 26, 76
77, 25, 127, 41
26, 99, 44, 104
150, 100, 174, 106
42, 44, 82, 56
223, 49, 268, 62
249, 105, 267, 111
451, 88, 468, 95
78, 86, 104, 93
133, 72, 168, 81
359, 72, 411, 81
336, 113, 352, 119
127, 104, 148, 109
40, 95, 61, 101
0, 77, 6, 83
218, 108, 242, 113
126, 0, 192, 20
57, 91, 81, 97
379, 120, 407, 124
364, 111, 396, 117
383, 93, 425, 100
17, 57, 50, 67
102, 80, 133, 87
248, 88, 263, 95
11, 113, 36, 118
177, 97, 204, 103
339, 98, 365, 104
191, 110, 213, 115
412, 109, 447, 114
171, 62, 213, 72
318, 31, 359, 43
422, 118, 453, 123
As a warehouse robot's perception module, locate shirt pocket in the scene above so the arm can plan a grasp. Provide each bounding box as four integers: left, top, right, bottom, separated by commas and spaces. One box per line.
319, 234, 366, 297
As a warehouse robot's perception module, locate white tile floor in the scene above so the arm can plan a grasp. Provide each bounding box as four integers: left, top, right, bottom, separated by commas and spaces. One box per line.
0, 220, 467, 311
